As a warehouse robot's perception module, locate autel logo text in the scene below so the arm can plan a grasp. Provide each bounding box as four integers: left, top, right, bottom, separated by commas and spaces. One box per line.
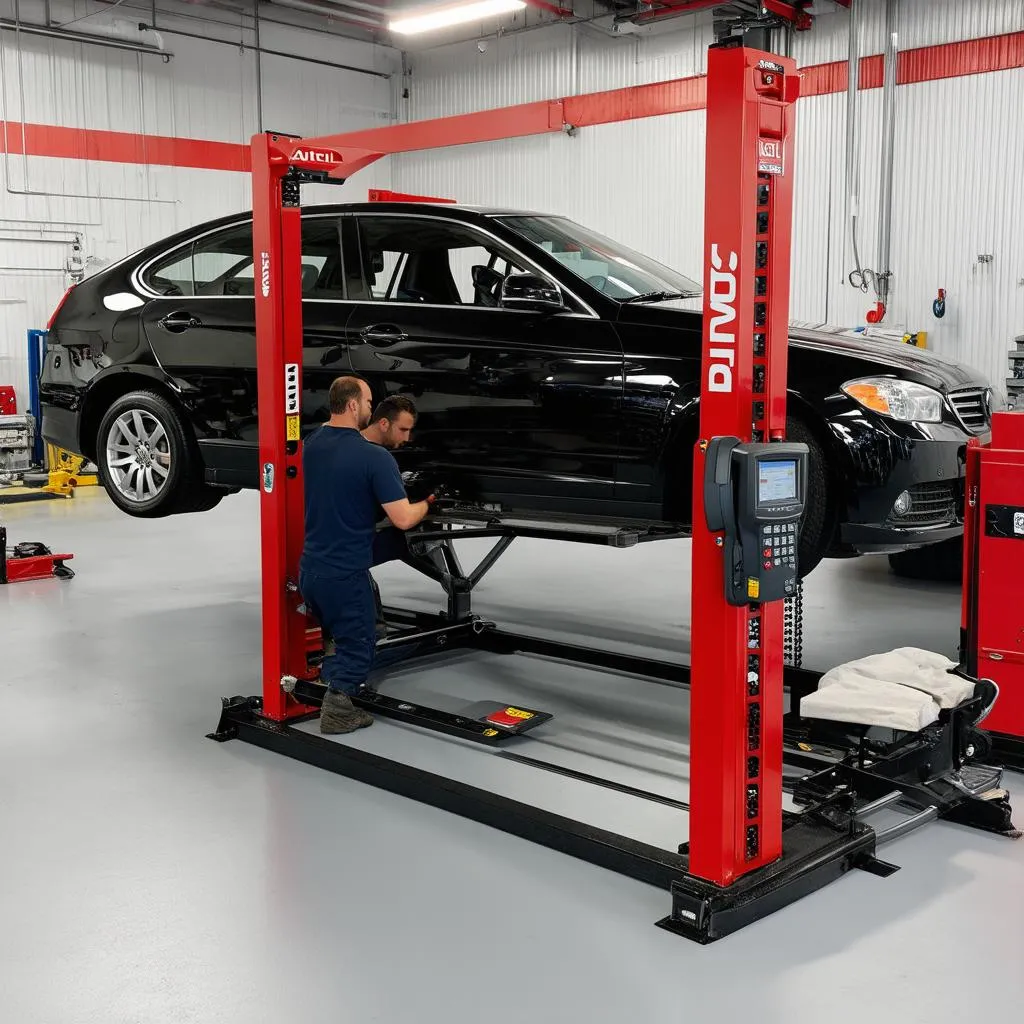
292, 148, 336, 164
260, 251, 271, 299
707, 244, 737, 393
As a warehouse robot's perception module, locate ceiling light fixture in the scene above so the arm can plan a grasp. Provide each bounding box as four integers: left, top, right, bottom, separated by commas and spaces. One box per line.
389, 0, 526, 35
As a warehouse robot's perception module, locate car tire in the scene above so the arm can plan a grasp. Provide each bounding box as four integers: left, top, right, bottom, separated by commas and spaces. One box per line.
787, 416, 832, 579
96, 390, 210, 518
888, 536, 963, 583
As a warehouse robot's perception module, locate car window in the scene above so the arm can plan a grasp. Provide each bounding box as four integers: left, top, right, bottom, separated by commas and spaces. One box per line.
143, 218, 344, 298
496, 215, 701, 302
354, 216, 542, 308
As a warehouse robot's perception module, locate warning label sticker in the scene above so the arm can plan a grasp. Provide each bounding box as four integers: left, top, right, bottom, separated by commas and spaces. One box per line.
286, 415, 300, 442
485, 706, 535, 729
284, 363, 300, 415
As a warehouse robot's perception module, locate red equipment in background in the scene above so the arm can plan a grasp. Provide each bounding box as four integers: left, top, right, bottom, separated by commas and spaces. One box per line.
689, 44, 799, 886
961, 410, 1024, 762
0, 386, 16, 415
0, 527, 74, 584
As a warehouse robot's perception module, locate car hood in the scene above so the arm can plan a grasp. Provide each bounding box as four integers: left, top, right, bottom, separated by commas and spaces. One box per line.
786, 325, 983, 392
616, 304, 985, 393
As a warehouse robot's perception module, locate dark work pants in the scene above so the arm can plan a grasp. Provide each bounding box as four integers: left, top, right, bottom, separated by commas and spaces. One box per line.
299, 528, 413, 696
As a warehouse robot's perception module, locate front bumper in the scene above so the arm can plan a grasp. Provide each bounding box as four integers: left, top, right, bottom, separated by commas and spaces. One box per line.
827, 402, 979, 554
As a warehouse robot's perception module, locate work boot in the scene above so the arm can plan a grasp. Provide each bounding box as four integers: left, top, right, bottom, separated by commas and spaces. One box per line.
320, 690, 373, 734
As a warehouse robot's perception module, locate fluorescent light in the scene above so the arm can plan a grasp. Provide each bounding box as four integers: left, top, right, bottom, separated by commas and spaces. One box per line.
389, 0, 526, 35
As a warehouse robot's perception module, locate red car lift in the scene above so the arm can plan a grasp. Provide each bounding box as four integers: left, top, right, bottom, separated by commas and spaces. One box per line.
960, 410, 1024, 771
210, 41, 1016, 942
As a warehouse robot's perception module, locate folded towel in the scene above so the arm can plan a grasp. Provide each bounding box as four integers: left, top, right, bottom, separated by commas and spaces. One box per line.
817, 647, 974, 709
801, 647, 973, 730
801, 675, 940, 731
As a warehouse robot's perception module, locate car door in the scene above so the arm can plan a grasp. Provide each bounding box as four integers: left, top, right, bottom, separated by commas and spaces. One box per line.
138, 216, 357, 455
345, 213, 623, 513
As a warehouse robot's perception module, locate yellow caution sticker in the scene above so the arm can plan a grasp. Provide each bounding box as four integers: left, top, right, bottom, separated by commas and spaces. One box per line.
504, 707, 534, 720
286, 415, 301, 442
747, 577, 760, 599
482, 728, 499, 738
798, 742, 813, 752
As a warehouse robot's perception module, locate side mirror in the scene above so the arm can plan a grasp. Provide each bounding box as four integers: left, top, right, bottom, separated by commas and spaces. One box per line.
500, 273, 565, 314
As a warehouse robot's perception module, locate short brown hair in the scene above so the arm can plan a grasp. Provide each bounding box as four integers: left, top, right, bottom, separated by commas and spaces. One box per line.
328, 375, 367, 415
372, 393, 417, 424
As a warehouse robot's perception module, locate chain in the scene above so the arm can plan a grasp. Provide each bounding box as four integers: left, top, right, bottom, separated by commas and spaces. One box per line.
783, 579, 804, 669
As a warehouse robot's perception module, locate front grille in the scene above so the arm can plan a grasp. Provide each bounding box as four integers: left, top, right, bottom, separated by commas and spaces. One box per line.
948, 388, 991, 433
887, 482, 956, 526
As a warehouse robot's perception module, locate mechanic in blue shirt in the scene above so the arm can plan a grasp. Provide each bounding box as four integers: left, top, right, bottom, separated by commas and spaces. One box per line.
299, 376, 433, 734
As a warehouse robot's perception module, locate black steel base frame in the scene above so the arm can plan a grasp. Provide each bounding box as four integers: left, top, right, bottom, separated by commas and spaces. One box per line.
211, 607, 1017, 942
211, 693, 884, 942
212, 519, 1017, 942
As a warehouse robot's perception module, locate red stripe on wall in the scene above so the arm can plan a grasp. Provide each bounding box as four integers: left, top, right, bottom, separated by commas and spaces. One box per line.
1, 29, 1022, 172
0, 120, 249, 171
898, 29, 1024, 84
800, 54, 884, 97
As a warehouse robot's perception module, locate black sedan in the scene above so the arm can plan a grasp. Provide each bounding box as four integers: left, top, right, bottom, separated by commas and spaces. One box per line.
39, 202, 997, 575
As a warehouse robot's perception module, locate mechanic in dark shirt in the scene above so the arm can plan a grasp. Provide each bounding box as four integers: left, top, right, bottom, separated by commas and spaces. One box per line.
362, 393, 421, 575
299, 376, 433, 735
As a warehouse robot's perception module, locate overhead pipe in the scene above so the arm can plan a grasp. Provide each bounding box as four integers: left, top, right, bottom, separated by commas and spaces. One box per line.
254, 0, 263, 134
845, 0, 864, 285
875, 0, 899, 319
133, 20, 391, 77
281, 0, 394, 19
266, 0, 385, 28
117, 0, 391, 48
0, 16, 170, 56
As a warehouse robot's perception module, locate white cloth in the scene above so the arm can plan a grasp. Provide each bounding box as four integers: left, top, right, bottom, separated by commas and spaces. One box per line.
800, 647, 974, 731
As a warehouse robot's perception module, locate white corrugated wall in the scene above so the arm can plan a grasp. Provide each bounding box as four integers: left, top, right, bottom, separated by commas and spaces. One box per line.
0, 0, 399, 409
393, 0, 1024, 395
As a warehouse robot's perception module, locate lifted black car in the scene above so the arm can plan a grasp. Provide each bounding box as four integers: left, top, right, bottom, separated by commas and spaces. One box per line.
40, 202, 997, 574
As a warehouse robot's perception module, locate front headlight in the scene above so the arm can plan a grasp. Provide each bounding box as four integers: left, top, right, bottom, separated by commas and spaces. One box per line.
841, 377, 944, 423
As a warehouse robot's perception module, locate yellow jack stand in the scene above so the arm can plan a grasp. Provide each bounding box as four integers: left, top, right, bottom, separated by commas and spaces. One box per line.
41, 445, 98, 497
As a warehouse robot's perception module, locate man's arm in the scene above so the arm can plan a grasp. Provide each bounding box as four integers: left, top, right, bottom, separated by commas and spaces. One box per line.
370, 449, 432, 531
381, 495, 432, 531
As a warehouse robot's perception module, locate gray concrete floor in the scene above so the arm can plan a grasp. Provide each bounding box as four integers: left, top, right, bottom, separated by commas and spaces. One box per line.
2, 488, 1022, 1024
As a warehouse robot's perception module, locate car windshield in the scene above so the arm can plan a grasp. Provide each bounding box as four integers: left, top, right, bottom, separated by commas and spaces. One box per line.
496, 215, 702, 302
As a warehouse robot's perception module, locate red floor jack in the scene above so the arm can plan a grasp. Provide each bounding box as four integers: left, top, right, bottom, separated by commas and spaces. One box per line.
0, 526, 74, 584
961, 411, 1024, 770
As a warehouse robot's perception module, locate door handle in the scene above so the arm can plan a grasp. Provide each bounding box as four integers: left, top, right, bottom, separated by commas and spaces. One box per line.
158, 312, 202, 333
359, 324, 408, 345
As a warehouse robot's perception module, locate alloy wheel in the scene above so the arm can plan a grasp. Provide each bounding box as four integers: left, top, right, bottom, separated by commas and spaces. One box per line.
105, 409, 172, 504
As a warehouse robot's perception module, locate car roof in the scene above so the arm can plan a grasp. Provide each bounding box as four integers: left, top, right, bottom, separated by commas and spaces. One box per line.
203, 202, 553, 229
136, 203, 556, 260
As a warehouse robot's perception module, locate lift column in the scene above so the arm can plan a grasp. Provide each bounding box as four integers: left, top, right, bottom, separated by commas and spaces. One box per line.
689, 43, 800, 885
252, 133, 346, 721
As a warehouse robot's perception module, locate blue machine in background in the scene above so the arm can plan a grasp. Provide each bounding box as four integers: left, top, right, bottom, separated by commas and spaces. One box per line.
27, 329, 47, 467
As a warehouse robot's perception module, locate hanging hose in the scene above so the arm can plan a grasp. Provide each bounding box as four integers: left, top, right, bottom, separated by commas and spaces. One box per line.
845, 0, 896, 322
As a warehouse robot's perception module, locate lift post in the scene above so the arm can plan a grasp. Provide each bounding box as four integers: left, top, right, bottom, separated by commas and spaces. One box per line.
689, 42, 799, 885
252, 132, 349, 722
